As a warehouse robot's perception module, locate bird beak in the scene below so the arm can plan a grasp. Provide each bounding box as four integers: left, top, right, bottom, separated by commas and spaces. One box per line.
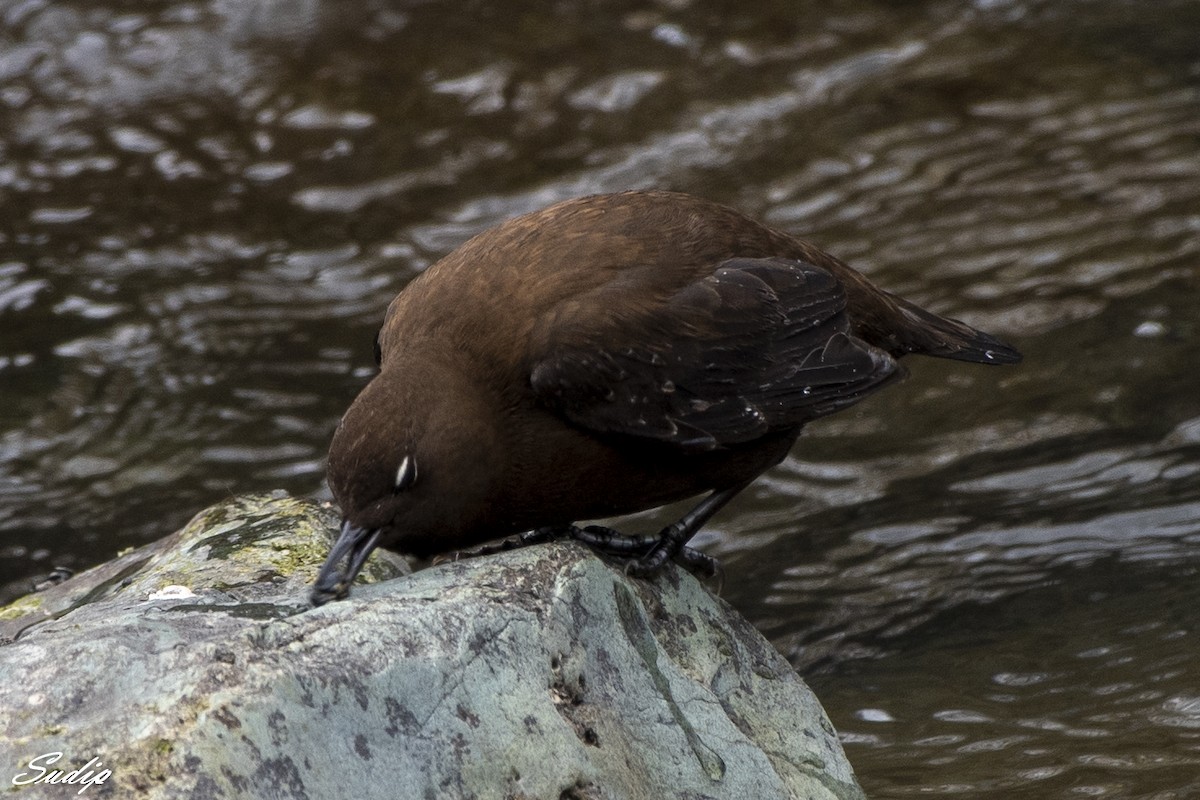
311, 520, 383, 606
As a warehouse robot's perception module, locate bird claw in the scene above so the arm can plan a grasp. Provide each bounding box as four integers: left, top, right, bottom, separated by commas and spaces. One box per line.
572, 524, 723, 589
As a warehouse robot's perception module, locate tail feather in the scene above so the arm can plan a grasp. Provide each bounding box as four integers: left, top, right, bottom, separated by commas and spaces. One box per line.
895, 299, 1022, 365
787, 254, 1022, 366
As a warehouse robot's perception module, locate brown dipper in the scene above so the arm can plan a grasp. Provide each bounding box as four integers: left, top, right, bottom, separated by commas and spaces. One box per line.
311, 190, 1020, 604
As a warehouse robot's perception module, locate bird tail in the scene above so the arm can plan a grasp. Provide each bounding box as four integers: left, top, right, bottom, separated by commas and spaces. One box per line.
786, 252, 1022, 366
891, 296, 1022, 365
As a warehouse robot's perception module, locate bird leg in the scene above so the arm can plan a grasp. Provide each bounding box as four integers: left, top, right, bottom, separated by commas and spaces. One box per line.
624, 481, 751, 577
441, 521, 723, 584
570, 525, 722, 581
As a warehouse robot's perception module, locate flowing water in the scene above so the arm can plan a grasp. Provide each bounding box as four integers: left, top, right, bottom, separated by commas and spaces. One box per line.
2, 0, 1199, 795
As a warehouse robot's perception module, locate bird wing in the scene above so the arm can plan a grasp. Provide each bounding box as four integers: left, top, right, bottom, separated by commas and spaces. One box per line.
529, 257, 904, 452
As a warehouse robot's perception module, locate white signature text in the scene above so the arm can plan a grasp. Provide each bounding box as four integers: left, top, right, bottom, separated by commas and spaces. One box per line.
11, 752, 111, 795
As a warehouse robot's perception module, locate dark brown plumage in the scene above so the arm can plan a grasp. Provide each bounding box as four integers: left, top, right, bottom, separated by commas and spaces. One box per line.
312, 190, 1020, 604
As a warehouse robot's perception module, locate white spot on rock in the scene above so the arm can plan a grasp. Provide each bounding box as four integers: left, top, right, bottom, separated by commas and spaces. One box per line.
147, 585, 197, 601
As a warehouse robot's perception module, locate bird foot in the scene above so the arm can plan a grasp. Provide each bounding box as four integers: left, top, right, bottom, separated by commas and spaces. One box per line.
439, 524, 723, 591
571, 524, 723, 589
434, 527, 568, 564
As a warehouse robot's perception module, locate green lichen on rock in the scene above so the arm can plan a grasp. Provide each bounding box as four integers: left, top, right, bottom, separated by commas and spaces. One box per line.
0, 593, 42, 622
0, 492, 408, 645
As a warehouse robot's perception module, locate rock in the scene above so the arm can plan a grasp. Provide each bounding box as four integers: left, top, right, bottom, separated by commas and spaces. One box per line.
0, 493, 864, 800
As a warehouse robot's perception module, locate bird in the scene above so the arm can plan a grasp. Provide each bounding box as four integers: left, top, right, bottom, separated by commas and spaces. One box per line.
311, 190, 1020, 604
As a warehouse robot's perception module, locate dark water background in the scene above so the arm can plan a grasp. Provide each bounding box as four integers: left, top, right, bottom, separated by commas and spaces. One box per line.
2, 0, 1199, 795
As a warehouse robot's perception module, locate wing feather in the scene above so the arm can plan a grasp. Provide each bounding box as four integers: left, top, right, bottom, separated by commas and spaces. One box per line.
530, 257, 903, 451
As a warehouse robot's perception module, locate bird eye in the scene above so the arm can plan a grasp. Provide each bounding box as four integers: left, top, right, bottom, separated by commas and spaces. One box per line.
394, 454, 417, 492
372, 330, 383, 367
